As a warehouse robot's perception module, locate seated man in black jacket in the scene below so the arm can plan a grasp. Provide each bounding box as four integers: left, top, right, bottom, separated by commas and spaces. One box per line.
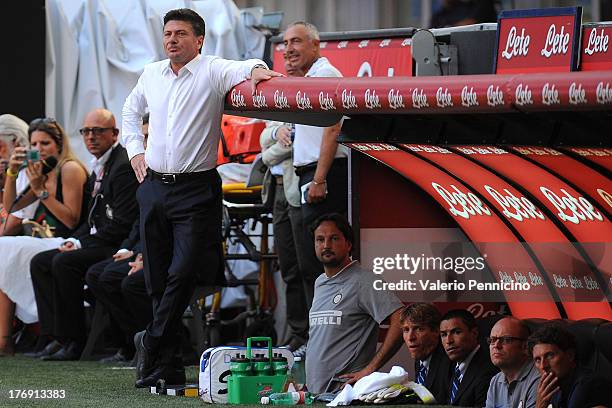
440, 309, 499, 407
30, 108, 139, 361
400, 303, 452, 404
530, 324, 612, 408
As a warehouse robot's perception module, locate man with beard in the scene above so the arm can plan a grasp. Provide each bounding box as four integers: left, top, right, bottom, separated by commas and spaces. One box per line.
305, 213, 403, 394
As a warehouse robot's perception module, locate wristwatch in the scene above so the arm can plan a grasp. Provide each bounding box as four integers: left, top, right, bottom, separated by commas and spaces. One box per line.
37, 190, 49, 200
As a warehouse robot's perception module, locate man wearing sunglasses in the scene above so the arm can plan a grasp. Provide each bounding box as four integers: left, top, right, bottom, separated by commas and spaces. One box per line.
30, 109, 139, 361
485, 317, 540, 408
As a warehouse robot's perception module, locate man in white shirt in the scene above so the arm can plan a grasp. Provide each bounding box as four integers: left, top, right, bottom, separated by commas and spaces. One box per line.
282, 21, 347, 321
122, 8, 281, 388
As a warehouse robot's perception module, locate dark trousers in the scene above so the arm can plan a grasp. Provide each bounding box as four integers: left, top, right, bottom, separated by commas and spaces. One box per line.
85, 257, 152, 346
31, 246, 115, 341
273, 184, 308, 345
138, 170, 223, 365
297, 158, 348, 307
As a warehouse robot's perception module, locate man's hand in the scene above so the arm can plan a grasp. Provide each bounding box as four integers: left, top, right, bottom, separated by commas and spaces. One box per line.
128, 253, 144, 275
130, 153, 147, 183
250, 67, 284, 95
339, 367, 374, 387
276, 126, 292, 147
59, 241, 77, 252
536, 371, 559, 408
113, 249, 134, 262
307, 181, 326, 204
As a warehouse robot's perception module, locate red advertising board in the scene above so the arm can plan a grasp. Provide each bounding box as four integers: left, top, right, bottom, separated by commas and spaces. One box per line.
401, 144, 611, 319
581, 23, 612, 71
561, 147, 612, 173
451, 145, 612, 296
494, 7, 582, 74
347, 142, 560, 319
272, 37, 413, 77
509, 146, 612, 216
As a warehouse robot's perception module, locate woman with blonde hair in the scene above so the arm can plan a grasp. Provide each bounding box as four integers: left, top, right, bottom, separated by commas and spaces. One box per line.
0, 118, 89, 356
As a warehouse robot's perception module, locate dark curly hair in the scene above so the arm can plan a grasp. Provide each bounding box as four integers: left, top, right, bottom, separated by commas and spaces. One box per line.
527, 324, 576, 356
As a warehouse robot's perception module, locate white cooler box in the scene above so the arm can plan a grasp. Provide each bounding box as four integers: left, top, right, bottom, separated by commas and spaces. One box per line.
199, 346, 294, 403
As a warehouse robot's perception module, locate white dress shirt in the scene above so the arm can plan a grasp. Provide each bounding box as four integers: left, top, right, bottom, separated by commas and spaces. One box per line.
122, 54, 265, 173
293, 57, 347, 167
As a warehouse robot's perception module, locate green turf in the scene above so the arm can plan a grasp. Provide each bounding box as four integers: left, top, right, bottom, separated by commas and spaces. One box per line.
0, 356, 207, 407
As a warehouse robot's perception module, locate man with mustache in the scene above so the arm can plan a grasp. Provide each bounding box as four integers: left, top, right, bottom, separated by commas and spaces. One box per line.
282, 22, 347, 319
485, 317, 539, 408
440, 309, 498, 406
305, 213, 403, 394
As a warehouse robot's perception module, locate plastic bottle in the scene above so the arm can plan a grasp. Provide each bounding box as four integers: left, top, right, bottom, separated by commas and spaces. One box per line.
272, 353, 289, 376
252, 353, 272, 376
229, 353, 252, 376
289, 357, 306, 390
260, 391, 314, 405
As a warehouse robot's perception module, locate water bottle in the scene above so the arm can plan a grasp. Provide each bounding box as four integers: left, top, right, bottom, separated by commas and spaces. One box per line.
289, 357, 306, 391
229, 353, 252, 376
260, 391, 314, 405
252, 353, 272, 376
272, 353, 288, 376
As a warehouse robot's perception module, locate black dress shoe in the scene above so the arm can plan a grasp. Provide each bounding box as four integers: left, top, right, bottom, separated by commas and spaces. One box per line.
135, 364, 186, 388
99, 347, 135, 363
41, 341, 83, 361
134, 331, 154, 381
24, 340, 62, 358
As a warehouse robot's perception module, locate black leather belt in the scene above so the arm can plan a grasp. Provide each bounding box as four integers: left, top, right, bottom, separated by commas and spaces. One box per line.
148, 169, 215, 184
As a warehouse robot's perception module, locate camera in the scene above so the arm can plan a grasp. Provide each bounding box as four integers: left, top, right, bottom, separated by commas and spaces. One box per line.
25, 150, 40, 162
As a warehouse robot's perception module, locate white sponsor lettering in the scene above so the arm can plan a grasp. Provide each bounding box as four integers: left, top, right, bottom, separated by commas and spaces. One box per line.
379, 39, 391, 47
401, 38, 411, 47
541, 83, 560, 105
596, 82, 612, 104
320, 41, 328, 49
318, 92, 336, 110
502, 26, 530, 60
540, 187, 604, 224
310, 310, 342, 326
337, 41, 348, 49
541, 24, 570, 58
412, 88, 429, 109
584, 28, 609, 55
461, 86, 479, 107
568, 82, 587, 105
341, 89, 358, 109
388, 89, 405, 109
436, 87, 453, 108
597, 188, 612, 209
273, 90, 290, 109
487, 85, 504, 107
358, 40, 369, 48
484, 185, 545, 221
365, 89, 382, 109
515, 84, 533, 106
252, 90, 267, 108
296, 91, 313, 110
230, 89, 246, 107
431, 182, 492, 219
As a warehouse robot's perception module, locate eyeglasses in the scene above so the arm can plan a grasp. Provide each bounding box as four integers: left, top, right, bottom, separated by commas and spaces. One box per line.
486, 336, 526, 345
79, 127, 114, 136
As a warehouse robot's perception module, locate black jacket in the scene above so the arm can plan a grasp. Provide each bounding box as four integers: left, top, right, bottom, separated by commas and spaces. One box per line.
450, 346, 499, 407
414, 342, 453, 404
74, 144, 139, 249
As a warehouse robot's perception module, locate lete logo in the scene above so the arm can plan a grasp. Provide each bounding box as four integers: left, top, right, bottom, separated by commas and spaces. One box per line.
584, 28, 609, 55
596, 82, 612, 104
484, 185, 545, 222
230, 89, 246, 108
515, 84, 533, 106
412, 88, 429, 109
365, 89, 382, 109
461, 86, 479, 107
487, 85, 504, 107
296, 91, 313, 110
432, 182, 491, 219
274, 90, 290, 109
436, 87, 453, 108
540, 187, 603, 224
540, 24, 570, 58
341, 89, 358, 109
319, 92, 336, 110
388, 89, 405, 109
252, 91, 267, 108
568, 83, 587, 105
501, 26, 530, 60
541, 83, 560, 105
